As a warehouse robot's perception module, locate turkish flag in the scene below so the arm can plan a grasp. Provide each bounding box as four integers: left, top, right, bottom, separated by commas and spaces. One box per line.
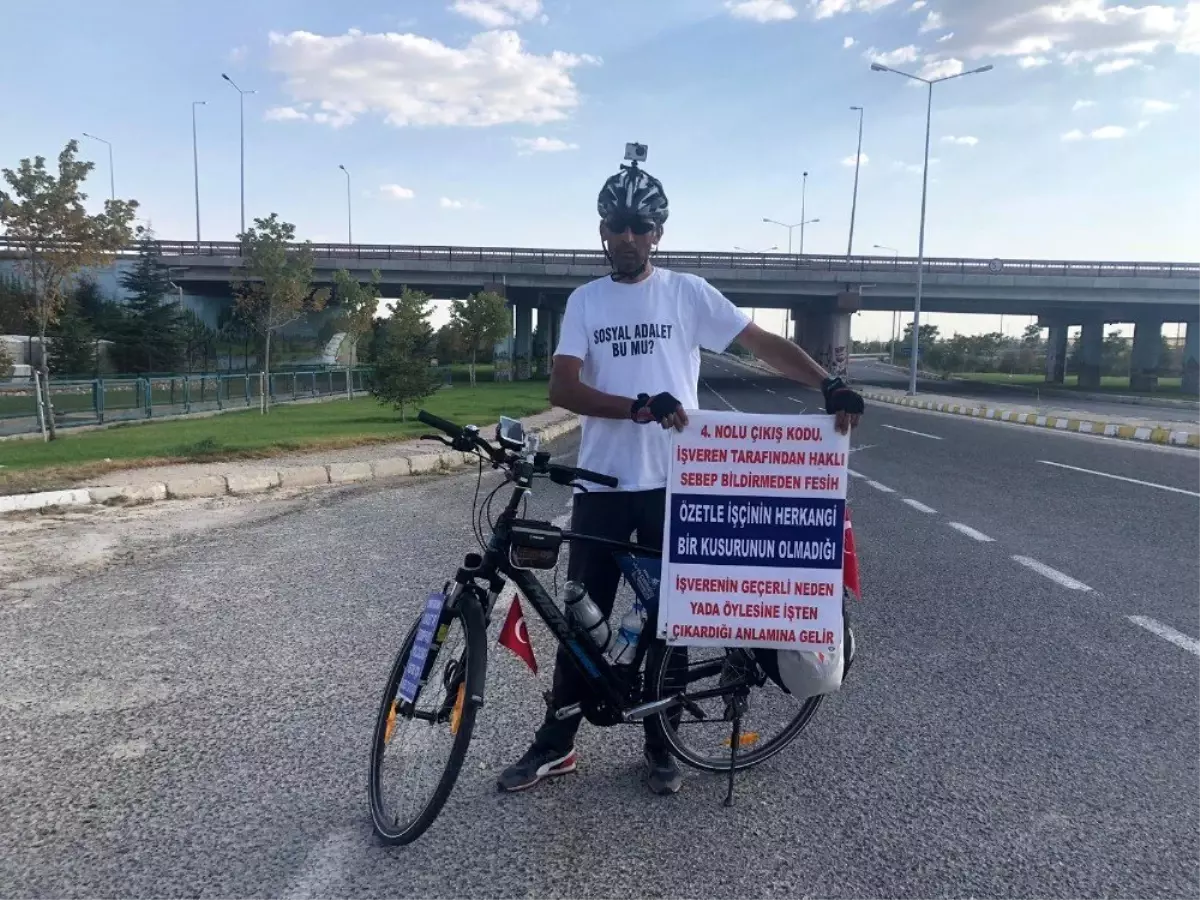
843, 505, 862, 600
498, 596, 538, 674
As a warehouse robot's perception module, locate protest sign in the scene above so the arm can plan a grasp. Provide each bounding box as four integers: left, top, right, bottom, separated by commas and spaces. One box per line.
659, 410, 850, 652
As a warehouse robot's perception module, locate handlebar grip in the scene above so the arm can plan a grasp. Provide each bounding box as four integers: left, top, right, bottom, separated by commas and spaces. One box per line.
417, 409, 462, 439
573, 468, 619, 489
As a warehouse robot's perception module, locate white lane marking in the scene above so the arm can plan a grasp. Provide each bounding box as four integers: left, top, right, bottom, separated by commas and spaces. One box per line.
787, 396, 805, 404
701, 378, 739, 411
947, 522, 995, 542
1038, 460, 1200, 498
847, 469, 866, 479
882, 424, 943, 441
901, 498, 937, 514
1011, 555, 1093, 591
764, 388, 776, 394
866, 480, 895, 493
284, 828, 357, 900
1126, 616, 1200, 657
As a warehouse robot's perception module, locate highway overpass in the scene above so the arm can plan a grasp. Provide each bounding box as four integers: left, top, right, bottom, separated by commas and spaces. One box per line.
2, 239, 1197, 389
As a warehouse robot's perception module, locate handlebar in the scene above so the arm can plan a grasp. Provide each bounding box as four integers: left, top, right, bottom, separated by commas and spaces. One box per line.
416, 408, 620, 489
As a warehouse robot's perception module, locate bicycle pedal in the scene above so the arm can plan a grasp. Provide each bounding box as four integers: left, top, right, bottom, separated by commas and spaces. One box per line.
553, 703, 582, 721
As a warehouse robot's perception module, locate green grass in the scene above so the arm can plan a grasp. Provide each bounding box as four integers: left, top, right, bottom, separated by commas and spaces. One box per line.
953, 372, 1189, 395
0, 382, 553, 493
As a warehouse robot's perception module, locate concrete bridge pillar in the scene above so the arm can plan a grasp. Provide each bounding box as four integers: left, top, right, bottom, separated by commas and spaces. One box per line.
514, 301, 533, 380
1130, 318, 1162, 391
791, 309, 851, 377
1045, 324, 1068, 384
1077, 321, 1105, 389
1183, 321, 1199, 395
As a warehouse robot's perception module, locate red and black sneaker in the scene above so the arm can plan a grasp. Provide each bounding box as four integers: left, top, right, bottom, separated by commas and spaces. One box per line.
496, 743, 578, 792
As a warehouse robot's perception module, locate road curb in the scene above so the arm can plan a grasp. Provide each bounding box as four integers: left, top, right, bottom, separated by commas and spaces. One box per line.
862, 391, 1200, 448
0, 413, 581, 518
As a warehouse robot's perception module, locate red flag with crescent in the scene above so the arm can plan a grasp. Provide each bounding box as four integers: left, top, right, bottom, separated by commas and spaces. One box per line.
498, 596, 539, 673
843, 505, 862, 600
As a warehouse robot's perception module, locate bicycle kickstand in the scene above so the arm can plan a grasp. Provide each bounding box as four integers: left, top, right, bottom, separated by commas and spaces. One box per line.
723, 713, 741, 808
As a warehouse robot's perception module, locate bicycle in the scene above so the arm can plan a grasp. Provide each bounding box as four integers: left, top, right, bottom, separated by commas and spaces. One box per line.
368, 409, 853, 846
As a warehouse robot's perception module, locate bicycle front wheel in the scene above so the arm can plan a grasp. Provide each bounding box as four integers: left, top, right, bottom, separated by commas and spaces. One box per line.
643, 643, 824, 773
368, 589, 487, 845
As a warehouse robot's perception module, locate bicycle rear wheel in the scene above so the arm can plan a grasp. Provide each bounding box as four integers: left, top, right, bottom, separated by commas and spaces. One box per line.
368, 587, 487, 845
643, 643, 823, 774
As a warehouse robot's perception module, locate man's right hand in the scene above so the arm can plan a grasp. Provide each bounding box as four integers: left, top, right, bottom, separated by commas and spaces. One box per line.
631, 392, 689, 431
821, 377, 864, 434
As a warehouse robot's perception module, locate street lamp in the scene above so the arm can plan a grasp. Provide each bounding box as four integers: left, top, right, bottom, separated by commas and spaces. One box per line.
871, 60, 993, 394
221, 73, 256, 236
847, 107, 864, 257
762, 217, 819, 255
81, 132, 114, 202
874, 243, 901, 362
192, 101, 206, 243
338, 164, 353, 244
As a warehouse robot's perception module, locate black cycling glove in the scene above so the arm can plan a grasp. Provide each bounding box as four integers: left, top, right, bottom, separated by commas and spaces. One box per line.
631, 391, 682, 424
821, 376, 865, 416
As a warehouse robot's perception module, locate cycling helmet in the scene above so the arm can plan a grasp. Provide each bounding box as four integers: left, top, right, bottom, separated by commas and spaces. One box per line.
597, 164, 669, 225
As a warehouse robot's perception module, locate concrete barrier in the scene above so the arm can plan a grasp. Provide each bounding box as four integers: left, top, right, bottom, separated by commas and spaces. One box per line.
226, 471, 281, 495
165, 476, 228, 499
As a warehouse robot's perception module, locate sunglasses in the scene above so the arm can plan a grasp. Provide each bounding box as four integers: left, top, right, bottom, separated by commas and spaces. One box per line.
603, 215, 657, 236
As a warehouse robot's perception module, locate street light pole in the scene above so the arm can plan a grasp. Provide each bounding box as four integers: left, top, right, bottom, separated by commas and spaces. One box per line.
800, 171, 808, 255
192, 101, 206, 243
871, 61, 993, 395
338, 165, 352, 244
81, 132, 114, 202
847, 107, 864, 257
221, 73, 256, 237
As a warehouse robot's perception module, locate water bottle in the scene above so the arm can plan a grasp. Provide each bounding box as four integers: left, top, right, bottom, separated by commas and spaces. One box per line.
608, 600, 645, 666
562, 581, 611, 651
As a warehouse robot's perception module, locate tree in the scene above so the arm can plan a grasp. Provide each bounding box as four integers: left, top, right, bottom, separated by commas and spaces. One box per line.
233, 213, 326, 412
47, 295, 96, 376
0, 341, 13, 379
332, 268, 382, 367
450, 290, 511, 386
179, 309, 216, 373
369, 288, 440, 420
0, 273, 35, 333
0, 139, 138, 438
116, 232, 183, 373
433, 321, 464, 364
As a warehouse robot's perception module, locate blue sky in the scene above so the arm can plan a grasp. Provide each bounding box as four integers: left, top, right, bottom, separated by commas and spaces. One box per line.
1, 0, 1197, 340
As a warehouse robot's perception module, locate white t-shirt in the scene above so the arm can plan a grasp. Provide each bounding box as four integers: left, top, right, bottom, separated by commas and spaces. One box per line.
554, 266, 751, 493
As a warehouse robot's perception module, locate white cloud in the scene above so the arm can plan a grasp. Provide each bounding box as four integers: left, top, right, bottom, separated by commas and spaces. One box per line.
941, 134, 979, 146
1018, 55, 1051, 67
936, 31, 954, 42
514, 136, 579, 154
843, 35, 857, 48
440, 197, 470, 209
267, 28, 599, 129
909, 1, 926, 10
1062, 125, 1129, 141
919, 10, 945, 32
842, 152, 870, 166
228, 45, 248, 64
1072, 98, 1097, 111
1094, 57, 1141, 73
812, 0, 901, 19
450, 0, 544, 28
379, 184, 415, 200
725, 0, 798, 21
1141, 98, 1177, 114
909, 1, 1199, 76
918, 56, 964, 79
892, 158, 940, 173
870, 44, 920, 65
265, 105, 310, 122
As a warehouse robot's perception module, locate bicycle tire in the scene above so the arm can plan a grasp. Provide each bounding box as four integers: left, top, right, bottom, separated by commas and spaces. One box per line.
368, 591, 487, 845
643, 644, 824, 774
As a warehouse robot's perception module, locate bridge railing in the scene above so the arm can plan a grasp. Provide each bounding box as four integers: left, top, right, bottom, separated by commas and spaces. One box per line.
2, 237, 1197, 278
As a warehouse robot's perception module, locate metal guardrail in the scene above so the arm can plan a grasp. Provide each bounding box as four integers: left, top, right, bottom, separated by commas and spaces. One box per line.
1, 237, 1196, 279
0, 368, 372, 437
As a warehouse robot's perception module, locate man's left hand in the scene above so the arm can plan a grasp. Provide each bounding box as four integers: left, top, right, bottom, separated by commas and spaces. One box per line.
821, 376, 864, 435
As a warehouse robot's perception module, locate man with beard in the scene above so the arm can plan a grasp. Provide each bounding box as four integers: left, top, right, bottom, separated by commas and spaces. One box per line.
497, 151, 865, 796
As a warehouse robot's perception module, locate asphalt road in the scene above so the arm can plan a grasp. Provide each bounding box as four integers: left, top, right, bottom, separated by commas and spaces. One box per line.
2, 357, 1197, 899
850, 357, 1200, 422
